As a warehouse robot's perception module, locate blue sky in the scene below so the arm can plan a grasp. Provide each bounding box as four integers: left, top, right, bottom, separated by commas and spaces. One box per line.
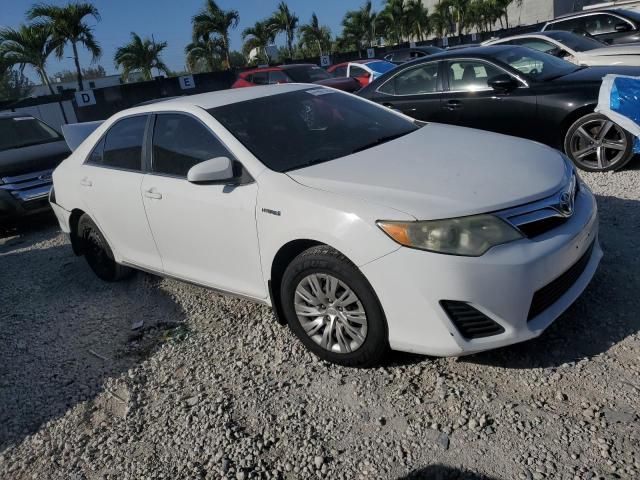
3, 0, 385, 82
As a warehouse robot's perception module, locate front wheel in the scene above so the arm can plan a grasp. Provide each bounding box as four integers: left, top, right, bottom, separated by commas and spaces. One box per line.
564, 113, 634, 172
280, 245, 388, 367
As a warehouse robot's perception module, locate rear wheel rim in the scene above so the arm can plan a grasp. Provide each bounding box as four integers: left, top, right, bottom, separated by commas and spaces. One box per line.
294, 273, 368, 354
569, 119, 628, 171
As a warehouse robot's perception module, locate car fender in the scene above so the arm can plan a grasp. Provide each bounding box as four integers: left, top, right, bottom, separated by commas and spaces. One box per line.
255, 169, 412, 289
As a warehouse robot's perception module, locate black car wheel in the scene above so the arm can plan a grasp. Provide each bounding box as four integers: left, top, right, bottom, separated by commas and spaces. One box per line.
564, 113, 634, 172
77, 214, 133, 282
280, 245, 388, 367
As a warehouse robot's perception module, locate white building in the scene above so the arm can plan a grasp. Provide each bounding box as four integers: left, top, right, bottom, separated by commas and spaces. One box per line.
31, 74, 123, 97
422, 0, 640, 30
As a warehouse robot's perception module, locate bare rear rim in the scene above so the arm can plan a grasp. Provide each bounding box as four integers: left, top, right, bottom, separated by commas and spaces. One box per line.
294, 273, 368, 354
568, 118, 629, 171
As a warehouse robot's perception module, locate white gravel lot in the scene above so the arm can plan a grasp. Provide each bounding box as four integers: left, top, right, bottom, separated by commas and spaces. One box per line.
0, 165, 639, 480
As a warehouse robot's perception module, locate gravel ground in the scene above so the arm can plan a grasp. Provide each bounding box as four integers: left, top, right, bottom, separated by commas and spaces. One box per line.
1, 166, 639, 480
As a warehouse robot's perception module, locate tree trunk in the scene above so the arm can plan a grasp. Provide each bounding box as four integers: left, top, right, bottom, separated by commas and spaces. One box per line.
72, 41, 84, 91
40, 67, 55, 95
316, 39, 322, 57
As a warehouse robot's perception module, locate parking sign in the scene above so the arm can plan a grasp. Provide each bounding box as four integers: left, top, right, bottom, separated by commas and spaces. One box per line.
320, 55, 331, 67
75, 90, 96, 107
179, 75, 196, 90
367, 48, 375, 59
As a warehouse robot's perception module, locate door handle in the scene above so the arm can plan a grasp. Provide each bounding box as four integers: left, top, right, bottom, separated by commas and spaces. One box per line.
443, 100, 463, 111
144, 189, 162, 200
80, 178, 92, 187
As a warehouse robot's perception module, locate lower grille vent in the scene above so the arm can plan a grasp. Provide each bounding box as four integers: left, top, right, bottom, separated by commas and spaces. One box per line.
440, 301, 505, 339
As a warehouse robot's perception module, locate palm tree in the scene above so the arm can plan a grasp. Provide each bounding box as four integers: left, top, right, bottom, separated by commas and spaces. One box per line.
242, 21, 276, 64
191, 0, 239, 70
0, 24, 56, 95
269, 1, 298, 59
27, 2, 101, 92
114, 33, 169, 81
448, 0, 472, 39
340, 1, 378, 51
185, 35, 222, 73
406, 0, 431, 41
299, 13, 332, 56
379, 0, 409, 45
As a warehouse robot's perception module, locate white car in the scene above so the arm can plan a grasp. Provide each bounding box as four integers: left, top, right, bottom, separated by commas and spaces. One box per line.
484, 30, 640, 67
50, 84, 601, 367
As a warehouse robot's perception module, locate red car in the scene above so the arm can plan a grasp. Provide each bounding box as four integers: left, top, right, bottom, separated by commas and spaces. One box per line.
232, 64, 361, 92
327, 59, 397, 88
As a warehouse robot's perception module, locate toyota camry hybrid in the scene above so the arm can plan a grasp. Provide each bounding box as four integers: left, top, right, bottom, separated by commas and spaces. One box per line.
50, 84, 601, 367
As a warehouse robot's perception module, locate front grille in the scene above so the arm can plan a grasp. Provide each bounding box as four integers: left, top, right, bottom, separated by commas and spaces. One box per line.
528, 241, 595, 321
518, 216, 568, 238
0, 169, 53, 203
440, 301, 505, 339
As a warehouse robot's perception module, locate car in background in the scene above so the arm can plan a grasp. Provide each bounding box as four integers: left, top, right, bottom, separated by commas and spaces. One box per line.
542, 8, 640, 45
0, 112, 70, 221
51, 84, 600, 367
358, 45, 639, 172
326, 59, 397, 87
232, 64, 361, 92
383, 46, 443, 64
484, 30, 640, 66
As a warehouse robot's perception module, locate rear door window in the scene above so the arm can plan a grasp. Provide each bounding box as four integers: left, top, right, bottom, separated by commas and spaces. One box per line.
379, 62, 440, 95
269, 70, 290, 84
249, 72, 269, 85
548, 17, 585, 34
151, 113, 232, 177
88, 115, 147, 170
583, 14, 629, 35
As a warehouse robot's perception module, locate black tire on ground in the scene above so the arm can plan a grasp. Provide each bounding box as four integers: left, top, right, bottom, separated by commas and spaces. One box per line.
77, 213, 133, 282
564, 112, 635, 172
280, 245, 388, 367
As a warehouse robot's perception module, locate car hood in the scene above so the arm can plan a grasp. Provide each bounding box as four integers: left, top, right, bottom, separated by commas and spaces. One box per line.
287, 124, 570, 220
314, 77, 361, 92
0, 140, 70, 178
584, 44, 640, 56
554, 65, 640, 83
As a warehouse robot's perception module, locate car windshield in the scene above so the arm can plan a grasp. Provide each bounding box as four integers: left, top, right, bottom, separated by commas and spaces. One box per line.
367, 61, 396, 74
285, 66, 331, 83
493, 46, 579, 81
209, 88, 419, 172
0, 116, 61, 151
546, 31, 605, 51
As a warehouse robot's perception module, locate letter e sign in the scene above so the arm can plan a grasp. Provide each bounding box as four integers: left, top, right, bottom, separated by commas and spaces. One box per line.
179, 75, 196, 90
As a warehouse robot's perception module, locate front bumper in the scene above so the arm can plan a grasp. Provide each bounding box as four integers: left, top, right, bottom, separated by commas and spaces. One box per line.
0, 169, 54, 220
361, 185, 601, 357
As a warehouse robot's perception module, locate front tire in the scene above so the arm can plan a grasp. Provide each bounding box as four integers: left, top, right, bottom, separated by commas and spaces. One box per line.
280, 245, 388, 367
77, 214, 133, 282
564, 113, 634, 172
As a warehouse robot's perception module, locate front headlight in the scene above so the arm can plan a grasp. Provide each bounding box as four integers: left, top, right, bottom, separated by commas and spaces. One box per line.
377, 214, 523, 256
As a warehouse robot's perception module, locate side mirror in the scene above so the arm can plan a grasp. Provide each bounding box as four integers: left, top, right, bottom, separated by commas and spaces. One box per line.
488, 74, 519, 92
549, 47, 569, 58
187, 157, 236, 184
615, 23, 631, 32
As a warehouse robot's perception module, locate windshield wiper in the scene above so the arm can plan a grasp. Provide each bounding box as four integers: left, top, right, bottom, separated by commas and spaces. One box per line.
350, 132, 409, 154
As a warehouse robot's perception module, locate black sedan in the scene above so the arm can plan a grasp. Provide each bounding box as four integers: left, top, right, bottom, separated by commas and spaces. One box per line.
358, 45, 639, 172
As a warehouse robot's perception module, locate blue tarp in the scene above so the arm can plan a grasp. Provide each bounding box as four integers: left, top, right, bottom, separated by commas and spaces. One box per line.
596, 75, 640, 153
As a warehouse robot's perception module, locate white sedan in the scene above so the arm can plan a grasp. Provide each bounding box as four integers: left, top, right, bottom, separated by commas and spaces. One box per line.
50, 84, 601, 367
484, 30, 640, 67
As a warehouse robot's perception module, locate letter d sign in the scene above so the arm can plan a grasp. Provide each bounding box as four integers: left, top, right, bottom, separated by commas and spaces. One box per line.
75, 90, 96, 107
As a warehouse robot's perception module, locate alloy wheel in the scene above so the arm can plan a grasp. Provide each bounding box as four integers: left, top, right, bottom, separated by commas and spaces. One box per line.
294, 273, 368, 354
569, 118, 629, 171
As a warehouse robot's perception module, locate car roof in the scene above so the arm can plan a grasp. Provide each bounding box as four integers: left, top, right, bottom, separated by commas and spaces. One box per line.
549, 8, 632, 21
404, 44, 514, 61
124, 84, 314, 112
0, 111, 35, 119
485, 30, 576, 43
